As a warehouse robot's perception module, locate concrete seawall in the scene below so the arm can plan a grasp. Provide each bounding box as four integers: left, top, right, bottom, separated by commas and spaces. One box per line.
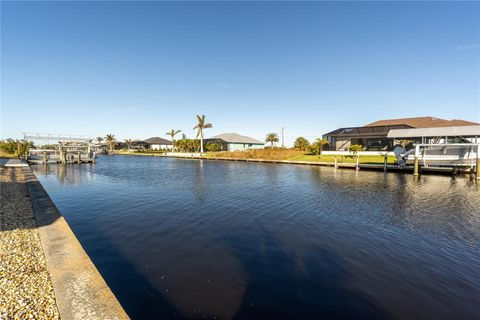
1, 162, 129, 319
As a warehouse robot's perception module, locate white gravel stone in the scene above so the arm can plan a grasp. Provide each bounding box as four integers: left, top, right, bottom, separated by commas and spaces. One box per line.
0, 167, 61, 319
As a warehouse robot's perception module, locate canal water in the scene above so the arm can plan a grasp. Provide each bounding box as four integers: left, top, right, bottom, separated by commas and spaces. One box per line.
31, 155, 480, 319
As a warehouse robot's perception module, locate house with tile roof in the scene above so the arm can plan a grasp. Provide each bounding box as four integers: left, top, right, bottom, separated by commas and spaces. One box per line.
324, 117, 479, 151
205, 133, 264, 151
143, 137, 172, 150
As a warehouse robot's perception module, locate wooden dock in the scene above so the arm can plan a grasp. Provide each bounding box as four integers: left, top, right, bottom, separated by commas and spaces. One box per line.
27, 149, 96, 165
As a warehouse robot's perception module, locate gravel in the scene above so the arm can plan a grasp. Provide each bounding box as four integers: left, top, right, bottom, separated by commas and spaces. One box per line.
0, 167, 60, 320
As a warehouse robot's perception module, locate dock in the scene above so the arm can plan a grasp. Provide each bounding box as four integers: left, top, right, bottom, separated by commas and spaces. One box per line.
27, 149, 96, 165
20, 132, 99, 165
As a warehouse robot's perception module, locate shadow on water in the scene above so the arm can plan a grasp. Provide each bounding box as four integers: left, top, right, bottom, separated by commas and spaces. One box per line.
218, 228, 392, 320
1, 165, 179, 319
80, 223, 181, 319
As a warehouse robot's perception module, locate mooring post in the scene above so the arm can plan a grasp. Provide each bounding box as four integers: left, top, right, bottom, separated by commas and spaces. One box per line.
77, 152, 81, 164
334, 155, 338, 169
476, 145, 480, 180
61, 148, 66, 164
383, 154, 388, 173
43, 151, 47, 165
413, 145, 420, 176
355, 155, 359, 171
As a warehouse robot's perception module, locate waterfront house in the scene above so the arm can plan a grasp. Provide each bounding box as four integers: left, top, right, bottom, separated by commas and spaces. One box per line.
129, 139, 149, 150
205, 133, 264, 151
324, 116, 479, 151
144, 137, 173, 150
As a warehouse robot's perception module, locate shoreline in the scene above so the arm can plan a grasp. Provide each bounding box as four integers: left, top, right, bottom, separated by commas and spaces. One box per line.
0, 162, 129, 319
111, 152, 476, 177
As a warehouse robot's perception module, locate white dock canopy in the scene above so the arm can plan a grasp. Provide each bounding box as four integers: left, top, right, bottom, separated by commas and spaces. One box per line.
387, 125, 480, 138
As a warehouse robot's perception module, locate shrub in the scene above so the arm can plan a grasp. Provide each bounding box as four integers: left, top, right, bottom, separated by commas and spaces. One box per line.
0, 139, 34, 156
348, 144, 363, 157
308, 138, 329, 155
0, 139, 18, 154
176, 139, 200, 152
294, 137, 310, 151
205, 142, 222, 152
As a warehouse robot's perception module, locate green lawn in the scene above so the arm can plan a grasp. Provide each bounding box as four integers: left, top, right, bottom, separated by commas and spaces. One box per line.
112, 150, 398, 165
288, 154, 397, 164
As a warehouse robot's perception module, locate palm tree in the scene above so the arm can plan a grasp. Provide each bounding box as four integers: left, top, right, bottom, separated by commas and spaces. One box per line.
96, 137, 104, 144
124, 139, 133, 151
193, 114, 212, 153
265, 133, 279, 147
166, 129, 182, 151
105, 134, 116, 153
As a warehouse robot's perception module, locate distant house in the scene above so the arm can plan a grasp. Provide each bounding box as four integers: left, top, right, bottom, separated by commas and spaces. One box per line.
324, 116, 479, 151
143, 137, 172, 150
129, 139, 149, 150
205, 133, 264, 151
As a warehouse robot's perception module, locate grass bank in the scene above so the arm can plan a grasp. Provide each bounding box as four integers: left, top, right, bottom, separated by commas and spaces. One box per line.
0, 150, 17, 158
205, 149, 397, 165
204, 148, 304, 160
112, 149, 397, 165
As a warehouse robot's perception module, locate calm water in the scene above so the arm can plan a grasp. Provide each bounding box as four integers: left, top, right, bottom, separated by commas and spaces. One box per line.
31, 156, 480, 319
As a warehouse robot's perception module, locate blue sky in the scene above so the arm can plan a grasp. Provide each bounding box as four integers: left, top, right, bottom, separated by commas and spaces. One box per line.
1, 1, 479, 145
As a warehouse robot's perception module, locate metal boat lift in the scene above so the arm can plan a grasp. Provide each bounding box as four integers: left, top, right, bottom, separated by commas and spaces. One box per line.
23, 132, 99, 165
406, 143, 480, 178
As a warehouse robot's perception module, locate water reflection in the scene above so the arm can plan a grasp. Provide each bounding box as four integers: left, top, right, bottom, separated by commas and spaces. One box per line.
32, 156, 480, 319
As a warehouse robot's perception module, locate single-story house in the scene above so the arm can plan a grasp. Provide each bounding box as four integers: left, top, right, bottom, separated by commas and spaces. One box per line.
143, 137, 172, 150
204, 133, 264, 151
129, 139, 149, 150
324, 117, 479, 151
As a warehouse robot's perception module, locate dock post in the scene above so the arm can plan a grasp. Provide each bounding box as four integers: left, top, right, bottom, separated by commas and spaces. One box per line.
61, 149, 66, 164
77, 152, 81, 164
355, 155, 359, 171
413, 144, 420, 176
476, 145, 480, 180
334, 155, 338, 169
43, 151, 47, 165
383, 155, 388, 173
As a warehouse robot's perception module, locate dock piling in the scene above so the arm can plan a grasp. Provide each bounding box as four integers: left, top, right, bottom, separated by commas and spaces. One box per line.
355, 155, 359, 171
383, 155, 388, 173
413, 157, 419, 176
413, 145, 420, 176
476, 153, 480, 180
